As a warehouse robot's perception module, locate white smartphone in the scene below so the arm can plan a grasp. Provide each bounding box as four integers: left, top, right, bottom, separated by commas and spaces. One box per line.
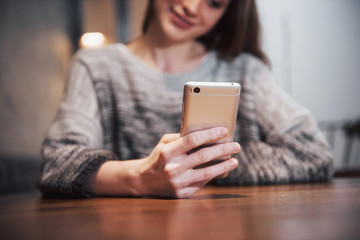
180, 81, 241, 171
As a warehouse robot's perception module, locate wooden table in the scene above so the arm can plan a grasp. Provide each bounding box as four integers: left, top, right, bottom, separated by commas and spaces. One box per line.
1, 178, 359, 240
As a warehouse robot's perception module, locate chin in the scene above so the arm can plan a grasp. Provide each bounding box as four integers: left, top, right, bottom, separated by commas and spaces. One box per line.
162, 25, 200, 43
166, 33, 193, 43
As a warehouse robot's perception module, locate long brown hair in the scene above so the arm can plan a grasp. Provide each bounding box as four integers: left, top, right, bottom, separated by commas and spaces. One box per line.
142, 0, 270, 66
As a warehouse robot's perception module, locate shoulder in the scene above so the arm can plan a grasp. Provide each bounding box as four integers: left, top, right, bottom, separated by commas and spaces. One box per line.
72, 43, 133, 69
214, 52, 271, 84
230, 52, 270, 75
73, 43, 128, 62
68, 43, 143, 82
240, 53, 271, 84
240, 53, 269, 70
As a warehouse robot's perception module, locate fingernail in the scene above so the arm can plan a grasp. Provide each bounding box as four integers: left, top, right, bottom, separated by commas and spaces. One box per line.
231, 159, 238, 167
217, 127, 227, 136
229, 143, 240, 152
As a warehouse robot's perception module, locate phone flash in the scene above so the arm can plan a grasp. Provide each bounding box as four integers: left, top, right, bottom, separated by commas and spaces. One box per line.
187, 88, 192, 94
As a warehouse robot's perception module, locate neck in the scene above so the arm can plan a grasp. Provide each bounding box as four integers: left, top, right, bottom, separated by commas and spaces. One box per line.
127, 23, 207, 73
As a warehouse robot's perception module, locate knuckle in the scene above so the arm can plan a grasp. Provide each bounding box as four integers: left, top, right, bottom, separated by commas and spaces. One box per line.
184, 134, 199, 147
161, 133, 178, 144
222, 143, 231, 154
197, 148, 210, 162
209, 127, 223, 139
209, 128, 218, 139
159, 145, 171, 160
160, 134, 170, 142
169, 179, 182, 190
164, 165, 176, 178
164, 162, 182, 178
204, 171, 212, 180
164, 167, 172, 177
198, 170, 211, 181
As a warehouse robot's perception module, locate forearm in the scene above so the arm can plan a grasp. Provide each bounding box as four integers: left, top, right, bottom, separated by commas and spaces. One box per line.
217, 135, 334, 186
84, 159, 145, 197
225, 71, 334, 185
37, 141, 117, 197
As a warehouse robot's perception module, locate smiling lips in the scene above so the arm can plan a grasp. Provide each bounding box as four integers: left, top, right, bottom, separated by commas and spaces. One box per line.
170, 6, 194, 29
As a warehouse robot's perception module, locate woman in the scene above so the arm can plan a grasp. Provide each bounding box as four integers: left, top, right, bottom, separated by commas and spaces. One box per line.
36, 0, 334, 198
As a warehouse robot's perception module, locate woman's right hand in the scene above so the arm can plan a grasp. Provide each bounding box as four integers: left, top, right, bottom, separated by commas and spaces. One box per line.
136, 126, 241, 198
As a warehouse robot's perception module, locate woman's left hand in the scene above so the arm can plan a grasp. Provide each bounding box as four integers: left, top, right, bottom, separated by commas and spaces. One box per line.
136, 127, 240, 198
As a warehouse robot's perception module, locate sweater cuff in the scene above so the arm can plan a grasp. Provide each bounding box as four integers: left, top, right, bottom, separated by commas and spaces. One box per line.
73, 149, 118, 197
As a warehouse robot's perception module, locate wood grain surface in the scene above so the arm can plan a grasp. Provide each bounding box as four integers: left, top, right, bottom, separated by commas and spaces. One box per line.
1, 178, 359, 240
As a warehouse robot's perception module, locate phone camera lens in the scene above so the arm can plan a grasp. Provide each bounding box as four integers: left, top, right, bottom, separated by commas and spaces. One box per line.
194, 87, 200, 93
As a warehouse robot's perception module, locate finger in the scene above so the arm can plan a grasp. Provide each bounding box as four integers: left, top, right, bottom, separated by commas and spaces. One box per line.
160, 133, 180, 144
173, 182, 206, 198
171, 158, 238, 190
190, 158, 238, 183
176, 142, 240, 173
168, 127, 228, 157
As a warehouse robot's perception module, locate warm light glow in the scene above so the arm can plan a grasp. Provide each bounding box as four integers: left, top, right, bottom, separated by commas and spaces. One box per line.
80, 32, 106, 48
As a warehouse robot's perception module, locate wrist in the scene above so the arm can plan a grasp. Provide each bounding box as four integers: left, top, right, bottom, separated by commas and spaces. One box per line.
85, 159, 146, 197
124, 158, 146, 197
131, 158, 149, 197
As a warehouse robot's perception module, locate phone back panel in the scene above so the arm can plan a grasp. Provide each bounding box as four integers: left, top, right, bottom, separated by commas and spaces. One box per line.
180, 82, 241, 143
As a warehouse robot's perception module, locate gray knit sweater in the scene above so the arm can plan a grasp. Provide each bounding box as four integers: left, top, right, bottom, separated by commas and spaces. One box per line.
36, 44, 334, 197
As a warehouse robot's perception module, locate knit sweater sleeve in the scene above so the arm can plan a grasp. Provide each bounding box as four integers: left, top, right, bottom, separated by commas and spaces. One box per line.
218, 61, 334, 185
36, 56, 117, 197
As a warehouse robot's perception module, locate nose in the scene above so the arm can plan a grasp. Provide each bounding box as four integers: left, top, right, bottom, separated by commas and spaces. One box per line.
181, 0, 201, 17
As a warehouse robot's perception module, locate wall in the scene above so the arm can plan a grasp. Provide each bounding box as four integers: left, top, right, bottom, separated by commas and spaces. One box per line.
82, 0, 117, 44
257, 0, 360, 167
0, 0, 73, 193
0, 0, 72, 158
258, 0, 360, 121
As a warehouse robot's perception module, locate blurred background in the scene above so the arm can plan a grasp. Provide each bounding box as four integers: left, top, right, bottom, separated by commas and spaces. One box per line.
0, 0, 359, 194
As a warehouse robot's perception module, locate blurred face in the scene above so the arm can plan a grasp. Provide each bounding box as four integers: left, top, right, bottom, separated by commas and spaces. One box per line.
153, 0, 230, 42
